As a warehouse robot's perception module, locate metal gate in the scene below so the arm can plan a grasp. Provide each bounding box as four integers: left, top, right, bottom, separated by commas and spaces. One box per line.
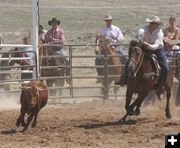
0, 49, 38, 95
40, 43, 127, 103
0, 44, 179, 104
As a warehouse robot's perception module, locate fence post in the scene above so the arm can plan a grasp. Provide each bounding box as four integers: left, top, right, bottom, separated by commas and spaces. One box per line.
32, 0, 39, 80
104, 47, 109, 100
69, 45, 73, 98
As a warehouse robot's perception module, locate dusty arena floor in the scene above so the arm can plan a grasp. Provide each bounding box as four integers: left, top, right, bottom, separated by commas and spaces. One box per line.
0, 1, 180, 148
0, 99, 180, 148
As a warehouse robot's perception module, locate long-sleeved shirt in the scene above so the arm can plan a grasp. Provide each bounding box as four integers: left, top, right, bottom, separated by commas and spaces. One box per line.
100, 24, 124, 43
45, 27, 65, 44
139, 25, 164, 50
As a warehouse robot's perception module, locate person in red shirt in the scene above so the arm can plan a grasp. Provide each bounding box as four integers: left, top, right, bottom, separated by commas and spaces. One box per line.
45, 18, 70, 80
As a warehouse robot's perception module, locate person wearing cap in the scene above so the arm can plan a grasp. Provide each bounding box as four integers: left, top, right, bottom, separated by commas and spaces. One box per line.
44, 17, 69, 78
117, 15, 168, 91
95, 15, 127, 82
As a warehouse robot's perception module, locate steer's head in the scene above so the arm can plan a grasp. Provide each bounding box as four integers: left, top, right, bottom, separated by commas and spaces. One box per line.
20, 85, 40, 110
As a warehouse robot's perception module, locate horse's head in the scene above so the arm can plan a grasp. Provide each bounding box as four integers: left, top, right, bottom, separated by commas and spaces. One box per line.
95, 35, 113, 55
128, 40, 144, 75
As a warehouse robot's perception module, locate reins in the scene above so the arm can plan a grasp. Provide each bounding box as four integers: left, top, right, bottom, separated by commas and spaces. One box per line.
130, 47, 144, 77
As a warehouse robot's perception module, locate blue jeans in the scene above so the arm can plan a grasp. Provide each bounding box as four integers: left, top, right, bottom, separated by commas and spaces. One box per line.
154, 49, 169, 87
57, 48, 69, 65
95, 47, 128, 66
115, 46, 128, 64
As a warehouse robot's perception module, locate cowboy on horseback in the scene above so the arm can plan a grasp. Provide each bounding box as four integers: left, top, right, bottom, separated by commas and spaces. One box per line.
95, 14, 127, 82
117, 16, 169, 91
44, 17, 70, 80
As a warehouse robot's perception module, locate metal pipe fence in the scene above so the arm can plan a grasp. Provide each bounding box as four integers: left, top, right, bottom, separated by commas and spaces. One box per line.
0, 43, 179, 104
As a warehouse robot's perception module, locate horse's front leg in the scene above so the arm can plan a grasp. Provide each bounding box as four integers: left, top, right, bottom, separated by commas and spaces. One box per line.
125, 89, 134, 115
120, 89, 133, 121
132, 94, 148, 116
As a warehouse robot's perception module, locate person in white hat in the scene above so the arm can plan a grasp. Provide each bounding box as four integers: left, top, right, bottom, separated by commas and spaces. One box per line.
117, 15, 168, 91
95, 15, 127, 82
96, 14, 125, 56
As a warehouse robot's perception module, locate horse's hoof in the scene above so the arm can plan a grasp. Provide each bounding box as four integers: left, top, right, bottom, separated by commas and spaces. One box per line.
118, 118, 126, 123
135, 108, 140, 116
129, 110, 136, 116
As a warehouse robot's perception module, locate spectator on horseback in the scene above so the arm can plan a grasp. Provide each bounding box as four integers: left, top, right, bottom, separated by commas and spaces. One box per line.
39, 24, 47, 43
95, 14, 128, 65
45, 17, 69, 65
117, 15, 168, 92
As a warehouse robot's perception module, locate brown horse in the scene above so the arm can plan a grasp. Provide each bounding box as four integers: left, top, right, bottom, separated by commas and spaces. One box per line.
120, 40, 174, 121
95, 36, 123, 97
39, 40, 65, 96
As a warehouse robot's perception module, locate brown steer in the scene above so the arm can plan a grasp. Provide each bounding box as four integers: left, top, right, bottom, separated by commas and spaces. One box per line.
16, 81, 48, 131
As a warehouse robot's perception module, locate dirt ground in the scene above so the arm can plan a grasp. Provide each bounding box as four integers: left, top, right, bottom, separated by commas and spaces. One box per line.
0, 98, 180, 148
0, 1, 180, 148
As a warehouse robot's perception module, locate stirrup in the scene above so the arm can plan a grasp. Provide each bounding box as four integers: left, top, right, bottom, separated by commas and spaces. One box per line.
115, 77, 127, 86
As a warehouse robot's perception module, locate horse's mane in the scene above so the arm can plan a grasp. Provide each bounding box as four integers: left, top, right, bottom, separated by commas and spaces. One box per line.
129, 40, 152, 59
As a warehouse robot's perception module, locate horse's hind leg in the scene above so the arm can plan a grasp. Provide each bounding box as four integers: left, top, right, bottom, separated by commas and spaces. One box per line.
113, 85, 120, 99
56, 79, 65, 96
46, 80, 57, 96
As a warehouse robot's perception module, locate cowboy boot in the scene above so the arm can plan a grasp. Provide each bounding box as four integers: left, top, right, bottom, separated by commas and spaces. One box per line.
115, 73, 127, 86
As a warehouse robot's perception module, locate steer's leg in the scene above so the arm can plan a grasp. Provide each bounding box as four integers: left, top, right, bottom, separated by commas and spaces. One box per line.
16, 107, 25, 127
32, 110, 39, 128
22, 112, 35, 131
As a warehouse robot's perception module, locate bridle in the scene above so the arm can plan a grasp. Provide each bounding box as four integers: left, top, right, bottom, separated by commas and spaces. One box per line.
130, 46, 144, 77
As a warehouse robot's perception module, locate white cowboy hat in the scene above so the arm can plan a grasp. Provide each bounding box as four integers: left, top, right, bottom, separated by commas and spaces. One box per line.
104, 15, 113, 21
146, 15, 162, 25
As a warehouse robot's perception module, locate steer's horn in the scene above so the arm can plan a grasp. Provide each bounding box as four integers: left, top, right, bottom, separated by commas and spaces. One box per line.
37, 88, 47, 91
18, 86, 31, 89
18, 86, 24, 89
